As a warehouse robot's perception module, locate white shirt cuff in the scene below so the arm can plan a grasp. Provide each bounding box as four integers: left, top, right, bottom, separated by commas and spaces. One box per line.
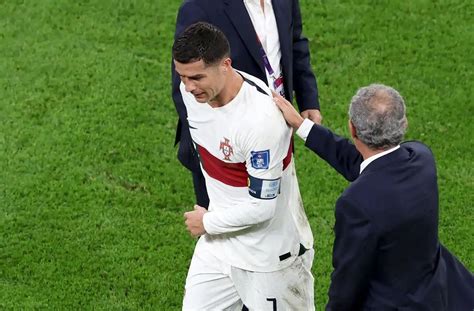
202, 212, 214, 235
296, 118, 315, 142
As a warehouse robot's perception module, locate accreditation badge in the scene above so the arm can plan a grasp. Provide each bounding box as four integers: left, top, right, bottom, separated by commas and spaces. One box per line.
273, 73, 285, 98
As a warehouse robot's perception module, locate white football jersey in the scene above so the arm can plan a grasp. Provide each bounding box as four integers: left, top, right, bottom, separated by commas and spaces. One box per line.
180, 70, 312, 272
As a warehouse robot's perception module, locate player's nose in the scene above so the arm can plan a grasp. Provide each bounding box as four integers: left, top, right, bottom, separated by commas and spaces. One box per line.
184, 79, 196, 93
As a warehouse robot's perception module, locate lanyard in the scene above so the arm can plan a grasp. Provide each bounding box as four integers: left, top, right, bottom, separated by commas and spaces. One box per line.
257, 36, 276, 78
257, 36, 285, 97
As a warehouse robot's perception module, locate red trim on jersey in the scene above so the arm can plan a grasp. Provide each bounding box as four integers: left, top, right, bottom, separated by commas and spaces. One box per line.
197, 145, 248, 187
282, 139, 293, 170
196, 140, 293, 187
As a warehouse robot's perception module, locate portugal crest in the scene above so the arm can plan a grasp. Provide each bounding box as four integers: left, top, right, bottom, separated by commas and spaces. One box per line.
219, 137, 233, 161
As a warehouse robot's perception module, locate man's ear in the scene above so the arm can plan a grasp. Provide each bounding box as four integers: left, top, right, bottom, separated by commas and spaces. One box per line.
349, 120, 358, 139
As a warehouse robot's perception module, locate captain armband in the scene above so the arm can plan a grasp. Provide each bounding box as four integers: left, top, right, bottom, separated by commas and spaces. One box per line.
248, 175, 281, 200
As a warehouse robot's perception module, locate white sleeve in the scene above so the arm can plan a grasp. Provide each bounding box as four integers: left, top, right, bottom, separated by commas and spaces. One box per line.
203, 110, 291, 235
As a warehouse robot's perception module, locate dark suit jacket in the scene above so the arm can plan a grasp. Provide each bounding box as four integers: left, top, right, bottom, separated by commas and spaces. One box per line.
171, 0, 319, 171
305, 124, 474, 310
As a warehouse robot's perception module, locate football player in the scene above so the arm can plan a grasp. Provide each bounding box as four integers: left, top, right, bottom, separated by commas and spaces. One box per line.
173, 22, 314, 310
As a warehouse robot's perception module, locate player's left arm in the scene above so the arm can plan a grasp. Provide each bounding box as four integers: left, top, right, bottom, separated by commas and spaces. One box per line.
202, 113, 291, 235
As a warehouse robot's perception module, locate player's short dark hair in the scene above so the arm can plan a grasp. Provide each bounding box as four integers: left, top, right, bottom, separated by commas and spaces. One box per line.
173, 22, 230, 65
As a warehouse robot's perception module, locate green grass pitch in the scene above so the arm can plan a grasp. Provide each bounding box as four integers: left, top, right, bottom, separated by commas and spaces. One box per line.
1, 0, 472, 309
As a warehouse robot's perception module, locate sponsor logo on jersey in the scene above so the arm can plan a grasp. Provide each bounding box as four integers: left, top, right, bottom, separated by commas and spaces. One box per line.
219, 137, 233, 161
250, 150, 270, 169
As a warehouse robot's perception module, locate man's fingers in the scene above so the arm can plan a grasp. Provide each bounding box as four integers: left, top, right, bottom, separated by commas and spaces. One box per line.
271, 90, 283, 102
273, 97, 285, 110
273, 95, 290, 110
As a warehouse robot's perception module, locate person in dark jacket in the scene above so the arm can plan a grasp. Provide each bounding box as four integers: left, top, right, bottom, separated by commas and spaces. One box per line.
171, 0, 321, 207
274, 84, 473, 310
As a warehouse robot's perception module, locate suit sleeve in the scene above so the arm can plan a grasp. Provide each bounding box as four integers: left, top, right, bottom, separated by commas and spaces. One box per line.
326, 197, 377, 311
171, 2, 209, 140
203, 112, 290, 235
291, 0, 320, 112
305, 123, 362, 181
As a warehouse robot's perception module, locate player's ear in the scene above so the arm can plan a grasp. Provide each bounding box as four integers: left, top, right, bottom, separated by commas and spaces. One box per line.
222, 57, 232, 72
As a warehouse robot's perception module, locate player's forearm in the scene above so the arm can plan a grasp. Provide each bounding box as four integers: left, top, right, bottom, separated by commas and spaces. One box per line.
202, 199, 276, 235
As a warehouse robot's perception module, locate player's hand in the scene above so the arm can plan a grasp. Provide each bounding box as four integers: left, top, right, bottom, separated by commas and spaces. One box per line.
300, 109, 322, 125
272, 91, 304, 130
184, 205, 207, 237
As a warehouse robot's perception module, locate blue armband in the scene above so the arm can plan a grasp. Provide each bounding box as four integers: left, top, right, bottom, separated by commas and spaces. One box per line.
248, 175, 281, 200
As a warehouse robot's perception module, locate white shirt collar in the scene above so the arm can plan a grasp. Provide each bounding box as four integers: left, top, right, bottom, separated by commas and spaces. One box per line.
359, 145, 400, 174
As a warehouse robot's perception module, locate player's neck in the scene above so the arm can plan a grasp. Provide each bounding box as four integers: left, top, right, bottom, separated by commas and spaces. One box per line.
209, 70, 243, 108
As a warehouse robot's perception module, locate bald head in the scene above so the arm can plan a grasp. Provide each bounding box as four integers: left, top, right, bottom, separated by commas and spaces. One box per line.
349, 84, 407, 150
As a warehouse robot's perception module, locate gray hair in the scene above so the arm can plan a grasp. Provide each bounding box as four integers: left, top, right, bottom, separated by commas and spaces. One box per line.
349, 84, 407, 150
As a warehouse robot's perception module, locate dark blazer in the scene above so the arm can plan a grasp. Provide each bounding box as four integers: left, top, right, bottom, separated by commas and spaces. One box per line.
171, 0, 319, 171
305, 124, 474, 310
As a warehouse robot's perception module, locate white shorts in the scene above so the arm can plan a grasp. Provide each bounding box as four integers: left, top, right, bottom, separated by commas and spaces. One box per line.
182, 241, 315, 310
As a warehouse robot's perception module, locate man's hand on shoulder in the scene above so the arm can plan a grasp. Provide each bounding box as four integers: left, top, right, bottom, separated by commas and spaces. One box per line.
184, 205, 208, 237
272, 91, 305, 130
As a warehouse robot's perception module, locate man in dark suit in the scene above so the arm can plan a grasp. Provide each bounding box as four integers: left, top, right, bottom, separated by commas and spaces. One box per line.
274, 84, 473, 310
171, 0, 321, 207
